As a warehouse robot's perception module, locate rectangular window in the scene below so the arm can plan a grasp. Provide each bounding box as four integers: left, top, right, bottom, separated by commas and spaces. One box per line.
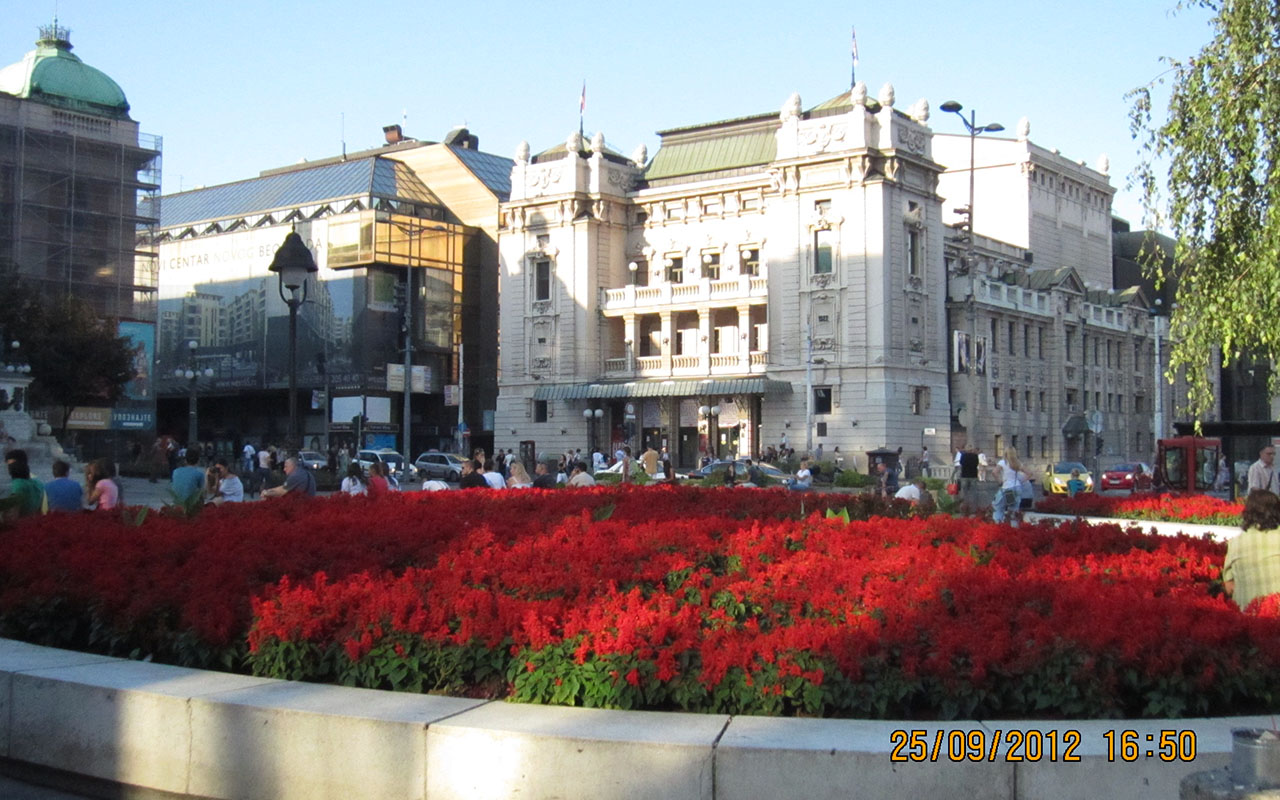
1065, 327, 1074, 361
1038, 327, 1044, 359
814, 386, 833, 414
992, 387, 1001, 410
1093, 338, 1099, 366
702, 251, 721, 281
1009, 389, 1017, 410
1135, 395, 1145, 414
741, 247, 760, 276
1107, 340, 1113, 368
1025, 390, 1032, 411
1012, 434, 1019, 453
993, 434, 1003, 456
814, 230, 833, 274
631, 259, 649, 287
534, 259, 551, 301
1067, 389, 1078, 410
910, 386, 927, 415
816, 422, 828, 437
533, 400, 548, 423
1041, 436, 1048, 458
1039, 391, 1046, 411
1095, 391, 1101, 410
1007, 321, 1015, 355
665, 256, 684, 283
990, 319, 998, 352
906, 229, 921, 277
1134, 342, 1142, 372
1023, 325, 1030, 357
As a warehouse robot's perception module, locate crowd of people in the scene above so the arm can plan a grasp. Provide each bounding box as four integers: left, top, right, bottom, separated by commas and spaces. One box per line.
0, 448, 124, 517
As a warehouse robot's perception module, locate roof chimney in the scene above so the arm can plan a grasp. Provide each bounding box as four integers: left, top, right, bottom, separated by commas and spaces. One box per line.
383, 124, 403, 144
443, 126, 479, 150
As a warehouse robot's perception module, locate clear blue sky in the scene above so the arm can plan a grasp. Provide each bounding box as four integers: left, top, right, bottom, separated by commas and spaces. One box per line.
4, 0, 1213, 226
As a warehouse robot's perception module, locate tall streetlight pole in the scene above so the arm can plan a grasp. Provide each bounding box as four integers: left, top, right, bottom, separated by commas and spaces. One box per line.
268, 231, 319, 452
175, 339, 213, 449
939, 101, 1003, 448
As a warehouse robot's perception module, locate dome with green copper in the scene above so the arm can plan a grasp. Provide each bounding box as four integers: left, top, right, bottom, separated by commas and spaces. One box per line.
0, 23, 131, 120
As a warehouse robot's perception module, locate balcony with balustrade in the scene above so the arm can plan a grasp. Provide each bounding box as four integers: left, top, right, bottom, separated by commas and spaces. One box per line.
600, 275, 768, 315
600, 307, 769, 380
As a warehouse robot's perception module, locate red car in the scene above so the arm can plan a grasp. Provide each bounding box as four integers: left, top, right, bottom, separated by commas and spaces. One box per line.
1100, 462, 1152, 491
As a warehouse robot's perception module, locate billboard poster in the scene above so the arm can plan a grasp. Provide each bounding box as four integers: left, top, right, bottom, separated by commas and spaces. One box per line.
154, 221, 452, 402
119, 321, 155, 401
952, 330, 971, 374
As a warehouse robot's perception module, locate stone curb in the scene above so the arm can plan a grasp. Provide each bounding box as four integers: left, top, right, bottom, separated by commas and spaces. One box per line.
1, 639, 1270, 799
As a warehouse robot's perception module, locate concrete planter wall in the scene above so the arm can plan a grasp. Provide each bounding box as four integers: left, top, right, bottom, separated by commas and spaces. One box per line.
0, 638, 1272, 799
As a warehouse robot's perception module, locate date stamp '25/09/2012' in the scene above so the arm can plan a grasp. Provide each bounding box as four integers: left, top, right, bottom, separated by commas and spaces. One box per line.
888, 729, 1198, 764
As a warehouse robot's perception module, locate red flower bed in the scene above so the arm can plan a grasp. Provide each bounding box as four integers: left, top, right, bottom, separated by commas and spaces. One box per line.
1035, 492, 1243, 525
0, 486, 1273, 719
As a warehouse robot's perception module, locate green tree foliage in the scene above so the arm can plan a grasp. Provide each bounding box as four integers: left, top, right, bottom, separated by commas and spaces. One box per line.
0, 280, 134, 436
1129, 0, 1280, 419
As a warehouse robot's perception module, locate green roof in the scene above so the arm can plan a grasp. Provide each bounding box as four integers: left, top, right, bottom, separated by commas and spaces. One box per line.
0, 25, 130, 119
644, 129, 777, 181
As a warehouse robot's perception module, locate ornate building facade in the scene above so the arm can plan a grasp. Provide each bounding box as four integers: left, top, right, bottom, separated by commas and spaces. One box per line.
496, 83, 1179, 474
497, 84, 951, 470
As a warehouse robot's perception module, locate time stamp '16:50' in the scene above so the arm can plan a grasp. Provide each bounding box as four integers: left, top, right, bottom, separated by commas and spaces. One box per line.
888, 729, 1197, 763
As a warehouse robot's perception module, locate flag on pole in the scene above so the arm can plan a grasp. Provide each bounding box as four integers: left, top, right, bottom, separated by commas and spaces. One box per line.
580, 80, 586, 114
850, 27, 859, 87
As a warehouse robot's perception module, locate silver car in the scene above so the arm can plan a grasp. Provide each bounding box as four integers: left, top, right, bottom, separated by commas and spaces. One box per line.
414, 452, 467, 482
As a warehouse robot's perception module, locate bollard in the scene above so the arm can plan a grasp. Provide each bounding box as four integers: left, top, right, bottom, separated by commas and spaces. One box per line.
1182, 729, 1280, 799
1233, 730, 1280, 789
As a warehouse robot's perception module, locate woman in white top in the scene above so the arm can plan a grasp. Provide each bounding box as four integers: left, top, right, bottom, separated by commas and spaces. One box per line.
788, 458, 813, 491
340, 463, 368, 496
508, 461, 534, 488
991, 449, 1022, 523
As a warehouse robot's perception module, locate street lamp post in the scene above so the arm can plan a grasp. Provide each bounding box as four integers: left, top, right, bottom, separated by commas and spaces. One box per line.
175, 339, 214, 449
699, 404, 721, 458
2, 340, 31, 375
268, 231, 319, 452
939, 101, 1003, 447
583, 407, 603, 453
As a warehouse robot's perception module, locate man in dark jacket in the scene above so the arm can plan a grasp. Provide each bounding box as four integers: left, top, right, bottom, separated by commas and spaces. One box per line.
459, 458, 489, 489
958, 444, 981, 515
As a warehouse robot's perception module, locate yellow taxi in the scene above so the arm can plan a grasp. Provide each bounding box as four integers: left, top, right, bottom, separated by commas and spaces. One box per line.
1042, 461, 1094, 494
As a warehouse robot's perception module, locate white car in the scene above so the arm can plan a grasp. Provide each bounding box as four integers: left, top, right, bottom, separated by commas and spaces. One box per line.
355, 449, 417, 481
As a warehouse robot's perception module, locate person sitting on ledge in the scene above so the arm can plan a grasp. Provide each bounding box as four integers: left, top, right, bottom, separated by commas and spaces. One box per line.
1223, 489, 1280, 610
262, 457, 315, 498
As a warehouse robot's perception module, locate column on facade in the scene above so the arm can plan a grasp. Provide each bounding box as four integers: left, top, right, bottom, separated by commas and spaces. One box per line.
623, 313, 637, 372
698, 308, 711, 373
665, 396, 678, 464
737, 304, 751, 371
660, 311, 673, 373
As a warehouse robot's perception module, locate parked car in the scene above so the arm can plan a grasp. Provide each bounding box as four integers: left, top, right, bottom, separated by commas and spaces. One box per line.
414, 451, 467, 482
1042, 461, 1094, 494
356, 449, 417, 481
1100, 462, 1152, 491
685, 459, 788, 483
597, 459, 678, 480
297, 450, 328, 472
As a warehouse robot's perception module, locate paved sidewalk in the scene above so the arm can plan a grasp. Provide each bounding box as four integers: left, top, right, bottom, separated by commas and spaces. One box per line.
0, 775, 94, 799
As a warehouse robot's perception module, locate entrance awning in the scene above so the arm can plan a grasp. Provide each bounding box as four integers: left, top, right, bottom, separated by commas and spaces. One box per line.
1061, 414, 1089, 436
533, 377, 793, 401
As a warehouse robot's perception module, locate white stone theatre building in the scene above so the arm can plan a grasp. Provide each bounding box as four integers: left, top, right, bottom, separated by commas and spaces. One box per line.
496, 84, 953, 469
